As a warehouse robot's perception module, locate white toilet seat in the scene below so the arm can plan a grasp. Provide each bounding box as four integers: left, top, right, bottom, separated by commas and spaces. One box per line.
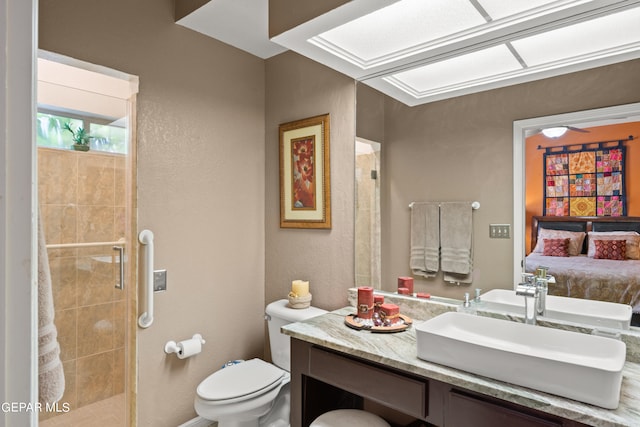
197, 359, 287, 404
194, 299, 328, 427
310, 409, 391, 427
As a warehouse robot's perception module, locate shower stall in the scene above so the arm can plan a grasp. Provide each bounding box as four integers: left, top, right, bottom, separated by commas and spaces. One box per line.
36, 54, 138, 426
355, 138, 382, 289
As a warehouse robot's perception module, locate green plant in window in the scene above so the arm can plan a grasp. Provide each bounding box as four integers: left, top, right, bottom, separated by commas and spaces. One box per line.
63, 122, 93, 149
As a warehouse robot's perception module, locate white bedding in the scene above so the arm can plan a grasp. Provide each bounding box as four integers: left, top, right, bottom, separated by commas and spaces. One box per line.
525, 253, 640, 312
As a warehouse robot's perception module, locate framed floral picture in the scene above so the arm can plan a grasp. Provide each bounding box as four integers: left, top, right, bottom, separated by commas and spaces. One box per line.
279, 114, 331, 229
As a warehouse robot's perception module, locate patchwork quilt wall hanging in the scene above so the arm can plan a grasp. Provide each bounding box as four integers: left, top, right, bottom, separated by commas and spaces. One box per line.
543, 141, 626, 216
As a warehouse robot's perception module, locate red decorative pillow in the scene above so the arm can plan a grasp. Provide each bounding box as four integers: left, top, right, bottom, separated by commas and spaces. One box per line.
594, 240, 627, 260
543, 238, 570, 257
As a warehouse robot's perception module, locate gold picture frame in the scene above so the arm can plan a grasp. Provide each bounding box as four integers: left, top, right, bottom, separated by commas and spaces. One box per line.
279, 114, 331, 229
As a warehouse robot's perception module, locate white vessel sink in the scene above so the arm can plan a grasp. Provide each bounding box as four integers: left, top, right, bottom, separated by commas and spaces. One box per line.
480, 289, 632, 330
415, 312, 626, 409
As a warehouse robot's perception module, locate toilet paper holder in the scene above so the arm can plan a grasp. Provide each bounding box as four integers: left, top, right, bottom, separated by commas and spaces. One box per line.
164, 334, 206, 357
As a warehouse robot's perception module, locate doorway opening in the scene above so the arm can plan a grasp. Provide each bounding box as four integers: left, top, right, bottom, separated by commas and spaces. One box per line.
355, 138, 382, 289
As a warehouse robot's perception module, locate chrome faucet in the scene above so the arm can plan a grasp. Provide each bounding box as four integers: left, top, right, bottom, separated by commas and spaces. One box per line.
515, 268, 549, 325
535, 267, 549, 317
535, 277, 548, 317
515, 280, 539, 325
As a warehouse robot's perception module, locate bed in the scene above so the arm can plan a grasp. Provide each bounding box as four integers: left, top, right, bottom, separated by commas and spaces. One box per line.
526, 216, 640, 325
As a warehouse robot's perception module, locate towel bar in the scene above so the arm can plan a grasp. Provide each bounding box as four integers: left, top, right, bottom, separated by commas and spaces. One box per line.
409, 201, 480, 210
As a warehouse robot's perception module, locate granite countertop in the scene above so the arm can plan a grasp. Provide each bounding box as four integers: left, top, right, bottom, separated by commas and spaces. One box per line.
282, 307, 640, 427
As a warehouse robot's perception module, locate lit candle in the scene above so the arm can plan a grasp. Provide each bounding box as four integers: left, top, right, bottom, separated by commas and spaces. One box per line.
291, 280, 309, 297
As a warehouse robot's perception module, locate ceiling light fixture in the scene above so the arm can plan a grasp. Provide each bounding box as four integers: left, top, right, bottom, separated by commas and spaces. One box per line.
541, 126, 569, 138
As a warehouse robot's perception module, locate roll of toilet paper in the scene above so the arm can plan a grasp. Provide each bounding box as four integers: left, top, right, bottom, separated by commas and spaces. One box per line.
176, 338, 202, 359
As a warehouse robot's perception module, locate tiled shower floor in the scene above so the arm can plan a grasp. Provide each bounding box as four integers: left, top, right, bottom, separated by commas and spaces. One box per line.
40, 393, 125, 427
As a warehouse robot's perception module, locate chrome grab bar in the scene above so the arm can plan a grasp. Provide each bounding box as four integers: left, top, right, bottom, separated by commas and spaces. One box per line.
138, 229, 155, 328
113, 245, 125, 290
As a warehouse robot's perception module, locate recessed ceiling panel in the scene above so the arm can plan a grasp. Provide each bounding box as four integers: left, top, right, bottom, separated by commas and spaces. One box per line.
272, 0, 640, 105
479, 0, 582, 20
512, 7, 640, 66
308, 0, 593, 69
311, 0, 486, 67
384, 44, 522, 96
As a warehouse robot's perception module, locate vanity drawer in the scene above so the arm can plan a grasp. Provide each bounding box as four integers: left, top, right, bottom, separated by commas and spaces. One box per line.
308, 346, 427, 419
447, 390, 562, 427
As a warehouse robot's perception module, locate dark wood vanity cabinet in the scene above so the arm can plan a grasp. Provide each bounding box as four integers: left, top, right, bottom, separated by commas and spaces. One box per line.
290, 339, 590, 427
446, 389, 565, 427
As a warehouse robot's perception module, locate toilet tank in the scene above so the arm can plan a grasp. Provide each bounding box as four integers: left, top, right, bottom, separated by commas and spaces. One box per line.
265, 299, 327, 371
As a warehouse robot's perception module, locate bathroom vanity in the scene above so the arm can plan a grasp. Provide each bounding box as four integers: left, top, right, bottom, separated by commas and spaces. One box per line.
283, 308, 640, 427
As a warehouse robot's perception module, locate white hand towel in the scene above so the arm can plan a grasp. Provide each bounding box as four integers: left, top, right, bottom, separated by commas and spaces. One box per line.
410, 202, 440, 277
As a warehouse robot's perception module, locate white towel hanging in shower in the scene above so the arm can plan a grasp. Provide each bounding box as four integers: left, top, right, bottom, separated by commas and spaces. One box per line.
38, 209, 65, 404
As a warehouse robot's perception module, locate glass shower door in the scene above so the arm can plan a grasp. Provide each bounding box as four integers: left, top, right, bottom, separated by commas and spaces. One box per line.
36, 55, 137, 427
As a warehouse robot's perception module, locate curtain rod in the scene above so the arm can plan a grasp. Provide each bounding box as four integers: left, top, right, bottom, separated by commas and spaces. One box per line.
536, 135, 635, 151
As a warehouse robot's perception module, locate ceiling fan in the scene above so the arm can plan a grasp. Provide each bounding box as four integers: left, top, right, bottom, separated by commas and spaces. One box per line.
539, 125, 590, 138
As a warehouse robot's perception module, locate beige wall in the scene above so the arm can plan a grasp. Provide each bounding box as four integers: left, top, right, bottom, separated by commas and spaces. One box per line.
268, 0, 349, 38
175, 0, 211, 21
39, 1, 266, 425
265, 51, 356, 311
356, 84, 385, 144
380, 59, 640, 300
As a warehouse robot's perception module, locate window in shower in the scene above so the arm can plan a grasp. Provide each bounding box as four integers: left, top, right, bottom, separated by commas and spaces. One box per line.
37, 109, 127, 154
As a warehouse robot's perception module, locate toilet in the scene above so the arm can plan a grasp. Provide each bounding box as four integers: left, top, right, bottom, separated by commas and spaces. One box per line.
194, 299, 390, 427
194, 299, 323, 427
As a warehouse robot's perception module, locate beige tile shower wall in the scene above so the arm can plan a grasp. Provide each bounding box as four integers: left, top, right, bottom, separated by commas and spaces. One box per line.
38, 147, 126, 421
355, 152, 378, 288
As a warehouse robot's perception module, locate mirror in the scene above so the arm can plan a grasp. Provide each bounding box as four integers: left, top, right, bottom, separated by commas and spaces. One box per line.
354, 80, 640, 331
513, 102, 640, 330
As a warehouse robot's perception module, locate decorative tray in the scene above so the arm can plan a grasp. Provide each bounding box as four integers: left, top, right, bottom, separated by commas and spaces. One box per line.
344, 313, 413, 333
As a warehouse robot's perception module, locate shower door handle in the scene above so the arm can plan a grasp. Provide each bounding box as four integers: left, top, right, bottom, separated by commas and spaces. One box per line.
113, 245, 125, 290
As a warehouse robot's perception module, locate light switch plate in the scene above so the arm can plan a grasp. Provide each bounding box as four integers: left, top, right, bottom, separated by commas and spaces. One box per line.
489, 224, 511, 239
154, 269, 167, 292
